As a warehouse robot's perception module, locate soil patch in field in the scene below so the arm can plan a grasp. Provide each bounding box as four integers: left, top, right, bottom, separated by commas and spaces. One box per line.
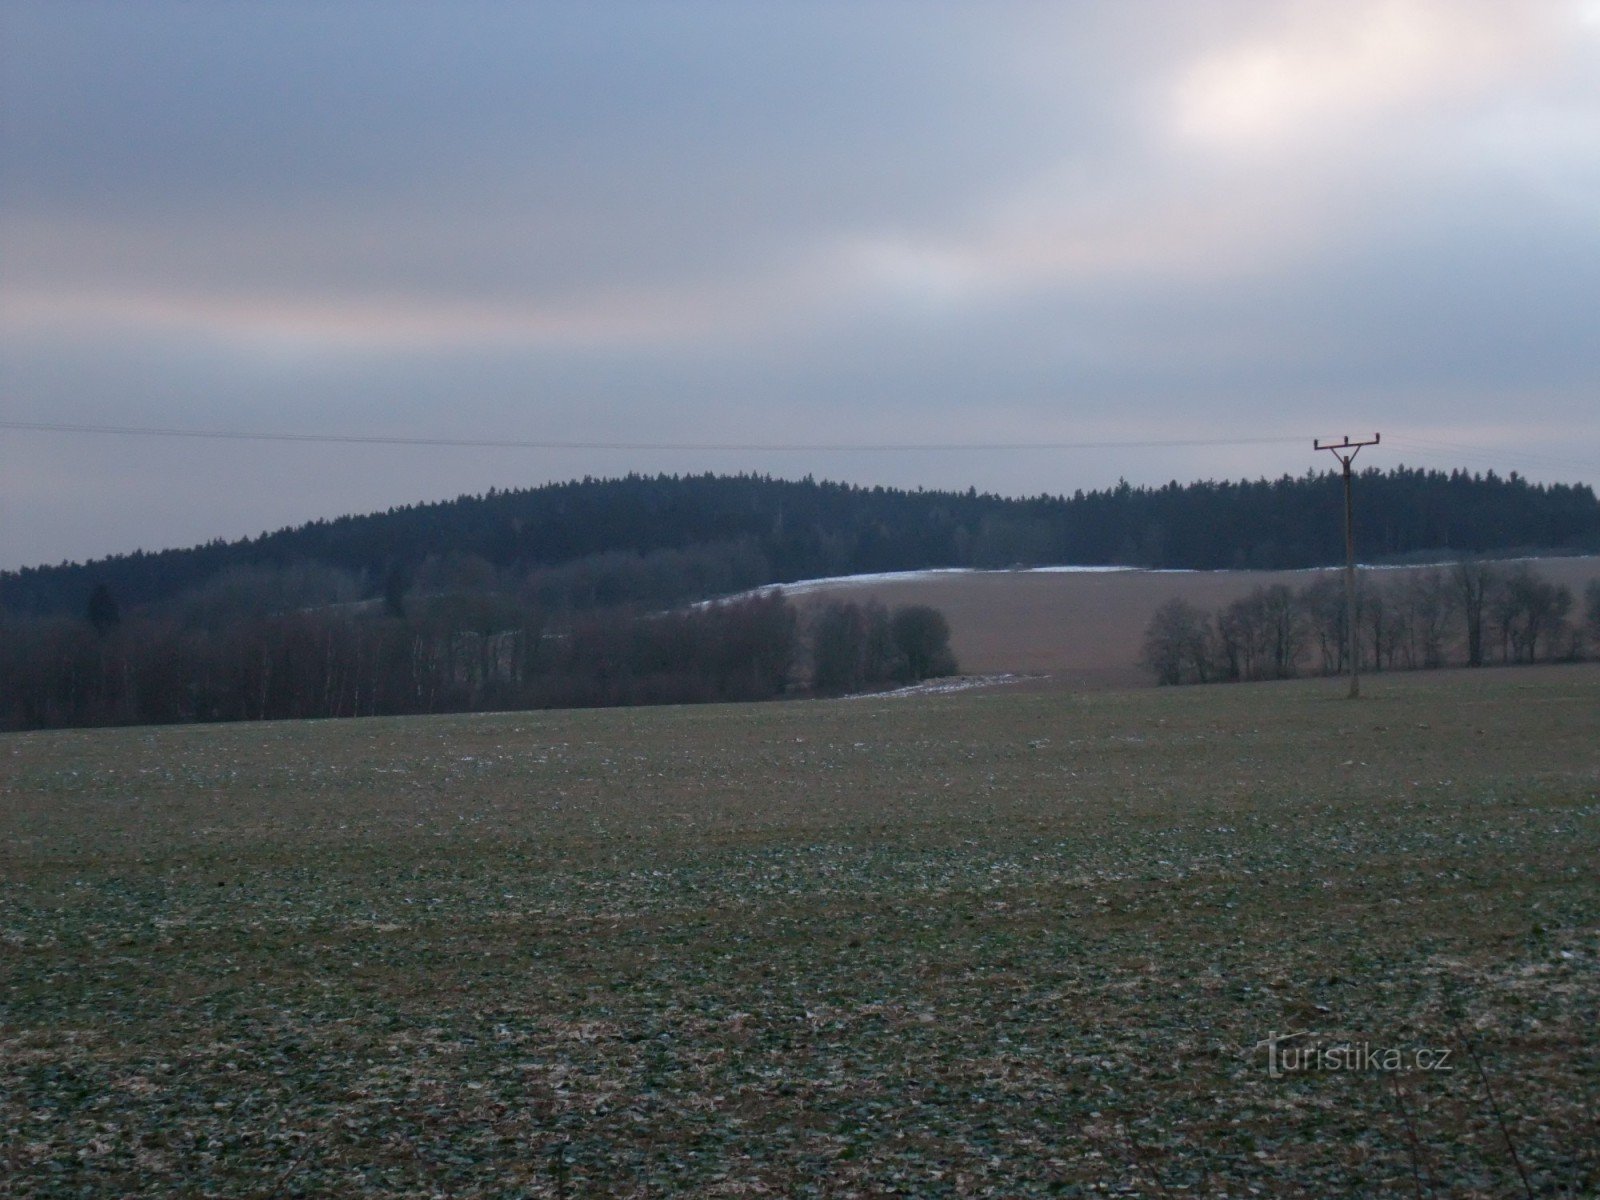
785, 557, 1600, 688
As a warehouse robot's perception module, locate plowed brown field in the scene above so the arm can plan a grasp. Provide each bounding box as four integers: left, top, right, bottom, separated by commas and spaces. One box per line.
786, 556, 1600, 688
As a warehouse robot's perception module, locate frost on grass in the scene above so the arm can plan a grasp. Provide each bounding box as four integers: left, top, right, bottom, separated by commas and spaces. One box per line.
3, 671, 1599, 1196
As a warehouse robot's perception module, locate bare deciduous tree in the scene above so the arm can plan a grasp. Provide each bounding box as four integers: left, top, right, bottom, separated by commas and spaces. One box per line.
1452, 559, 1503, 668
1300, 575, 1349, 676
1495, 565, 1574, 663
1586, 580, 1600, 658
1398, 568, 1456, 669
1140, 598, 1213, 685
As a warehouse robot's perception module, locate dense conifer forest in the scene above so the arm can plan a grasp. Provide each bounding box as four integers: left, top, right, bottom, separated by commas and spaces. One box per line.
5, 468, 1598, 618
3, 468, 1597, 730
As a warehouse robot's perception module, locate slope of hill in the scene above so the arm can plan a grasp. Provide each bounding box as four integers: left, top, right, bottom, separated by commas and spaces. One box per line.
5, 469, 1599, 618
778, 557, 1600, 689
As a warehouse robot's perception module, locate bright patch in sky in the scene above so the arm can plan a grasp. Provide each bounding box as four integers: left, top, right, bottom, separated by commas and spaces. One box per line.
1, 1, 1597, 570
1172, 2, 1522, 150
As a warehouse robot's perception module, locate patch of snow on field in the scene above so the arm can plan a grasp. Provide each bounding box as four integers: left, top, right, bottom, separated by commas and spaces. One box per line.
699, 555, 1600, 608
1025, 564, 1194, 574
773, 568, 978, 596
845, 673, 1026, 699
725, 564, 1193, 603
1328, 553, 1600, 571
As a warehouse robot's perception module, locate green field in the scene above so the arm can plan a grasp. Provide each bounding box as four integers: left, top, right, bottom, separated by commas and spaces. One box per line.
4, 669, 1598, 1197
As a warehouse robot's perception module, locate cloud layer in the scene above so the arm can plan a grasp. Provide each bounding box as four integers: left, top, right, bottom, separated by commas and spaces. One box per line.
3, 1, 1598, 568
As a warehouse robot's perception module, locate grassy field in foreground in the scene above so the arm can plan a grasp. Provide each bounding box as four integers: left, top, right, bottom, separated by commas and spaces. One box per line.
3, 668, 1598, 1197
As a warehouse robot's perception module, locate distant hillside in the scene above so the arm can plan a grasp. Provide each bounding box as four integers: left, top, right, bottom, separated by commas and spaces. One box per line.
4, 468, 1599, 617
779, 557, 1600, 690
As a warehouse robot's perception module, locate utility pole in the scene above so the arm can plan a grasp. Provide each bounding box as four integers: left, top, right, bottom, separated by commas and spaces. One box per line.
1313, 433, 1380, 698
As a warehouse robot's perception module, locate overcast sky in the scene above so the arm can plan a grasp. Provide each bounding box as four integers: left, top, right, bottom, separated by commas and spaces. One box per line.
3, 1, 1598, 571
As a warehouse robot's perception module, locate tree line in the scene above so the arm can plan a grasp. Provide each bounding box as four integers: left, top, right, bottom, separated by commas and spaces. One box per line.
6, 468, 1599, 619
0, 565, 956, 730
1142, 561, 1600, 685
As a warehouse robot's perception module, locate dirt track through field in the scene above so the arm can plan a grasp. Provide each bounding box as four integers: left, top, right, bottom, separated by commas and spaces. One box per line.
787, 557, 1600, 688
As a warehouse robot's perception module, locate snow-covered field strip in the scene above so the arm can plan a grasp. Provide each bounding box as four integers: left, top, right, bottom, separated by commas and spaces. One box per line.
843, 672, 1027, 699
740, 564, 1181, 601
716, 553, 1600, 604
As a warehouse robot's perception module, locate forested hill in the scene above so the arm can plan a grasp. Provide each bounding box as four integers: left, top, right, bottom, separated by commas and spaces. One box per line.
5, 468, 1599, 617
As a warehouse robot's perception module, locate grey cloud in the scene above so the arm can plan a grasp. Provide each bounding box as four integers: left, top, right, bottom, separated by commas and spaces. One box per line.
3, 1, 1598, 569
4, 4, 1138, 300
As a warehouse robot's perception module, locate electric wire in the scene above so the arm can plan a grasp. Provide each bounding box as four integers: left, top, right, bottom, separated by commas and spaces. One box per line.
2, 420, 1591, 483
1383, 434, 1596, 480
0, 419, 1306, 454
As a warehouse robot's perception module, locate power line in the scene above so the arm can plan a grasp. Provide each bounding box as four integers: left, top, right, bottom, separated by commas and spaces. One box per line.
1313, 433, 1380, 700
1383, 434, 1596, 479
4, 420, 1590, 482
0, 419, 1306, 454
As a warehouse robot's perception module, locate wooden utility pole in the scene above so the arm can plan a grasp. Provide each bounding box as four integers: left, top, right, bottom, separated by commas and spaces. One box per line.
1313, 434, 1380, 698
